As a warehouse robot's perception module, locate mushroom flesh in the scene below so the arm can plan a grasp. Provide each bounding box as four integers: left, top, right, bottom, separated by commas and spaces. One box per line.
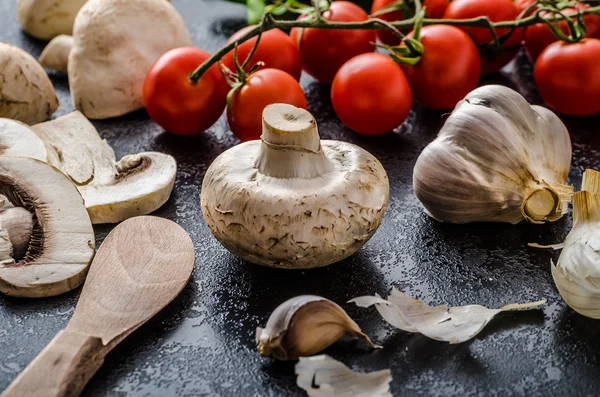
0, 43, 59, 124
200, 104, 389, 269
17, 0, 88, 40
41, 0, 193, 119
31, 111, 177, 224
0, 156, 95, 298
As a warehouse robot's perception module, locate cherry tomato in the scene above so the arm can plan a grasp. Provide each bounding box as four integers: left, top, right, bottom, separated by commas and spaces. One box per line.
291, 1, 375, 83
228, 68, 307, 141
525, 5, 600, 61
513, 0, 536, 13
331, 53, 412, 135
143, 47, 226, 136
401, 25, 481, 109
534, 38, 600, 116
221, 26, 302, 80
444, 0, 523, 74
370, 0, 450, 45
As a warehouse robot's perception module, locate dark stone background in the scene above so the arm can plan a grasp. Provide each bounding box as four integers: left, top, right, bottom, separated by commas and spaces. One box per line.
2, 0, 600, 396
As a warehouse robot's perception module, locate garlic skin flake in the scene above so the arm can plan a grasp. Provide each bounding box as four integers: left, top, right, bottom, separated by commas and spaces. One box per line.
256, 295, 378, 361
413, 85, 572, 224
351, 288, 545, 344
552, 169, 600, 319
296, 355, 392, 397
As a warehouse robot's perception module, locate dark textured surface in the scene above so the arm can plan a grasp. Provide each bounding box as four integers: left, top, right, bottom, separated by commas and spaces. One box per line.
2, 1, 600, 396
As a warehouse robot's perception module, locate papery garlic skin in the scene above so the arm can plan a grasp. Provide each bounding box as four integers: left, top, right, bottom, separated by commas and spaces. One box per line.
552, 173, 600, 319
413, 85, 572, 224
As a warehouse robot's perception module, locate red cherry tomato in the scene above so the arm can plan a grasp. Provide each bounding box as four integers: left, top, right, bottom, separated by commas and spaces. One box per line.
514, 0, 536, 13
143, 47, 226, 136
401, 25, 481, 109
370, 0, 450, 46
443, 0, 523, 74
525, 5, 600, 61
331, 53, 412, 135
534, 38, 600, 116
228, 68, 307, 141
221, 26, 302, 80
290, 1, 375, 83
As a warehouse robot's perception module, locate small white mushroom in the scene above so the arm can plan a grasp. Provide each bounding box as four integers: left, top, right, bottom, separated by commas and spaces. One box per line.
39, 34, 73, 72
40, 0, 193, 119
0, 43, 59, 125
0, 156, 95, 298
200, 104, 390, 269
17, 0, 88, 40
31, 111, 177, 224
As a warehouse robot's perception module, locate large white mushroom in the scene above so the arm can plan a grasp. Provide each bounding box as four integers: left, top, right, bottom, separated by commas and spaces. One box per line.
17, 0, 88, 40
40, 0, 193, 119
0, 43, 58, 125
0, 112, 177, 224
0, 157, 95, 298
200, 104, 390, 269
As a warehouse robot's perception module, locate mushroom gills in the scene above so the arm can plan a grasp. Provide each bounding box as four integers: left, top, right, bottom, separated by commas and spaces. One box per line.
0, 157, 95, 298
31, 111, 177, 224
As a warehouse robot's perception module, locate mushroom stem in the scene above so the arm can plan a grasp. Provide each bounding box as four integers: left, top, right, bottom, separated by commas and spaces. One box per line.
0, 207, 33, 259
39, 35, 73, 73
255, 104, 334, 179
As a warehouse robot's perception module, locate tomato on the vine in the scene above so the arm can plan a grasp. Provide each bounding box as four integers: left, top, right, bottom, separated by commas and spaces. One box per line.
534, 38, 600, 116
331, 53, 412, 135
221, 26, 302, 80
513, 0, 536, 13
290, 1, 375, 83
370, 0, 450, 45
401, 25, 481, 109
525, 5, 600, 61
443, 0, 523, 74
143, 47, 226, 136
228, 68, 307, 141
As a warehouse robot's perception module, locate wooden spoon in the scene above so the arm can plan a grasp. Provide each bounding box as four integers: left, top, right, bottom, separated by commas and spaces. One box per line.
2, 216, 195, 397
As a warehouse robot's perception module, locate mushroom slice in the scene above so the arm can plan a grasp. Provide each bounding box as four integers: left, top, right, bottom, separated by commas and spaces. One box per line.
17, 0, 88, 40
0, 157, 95, 298
45, 0, 193, 119
201, 104, 389, 268
32, 111, 177, 224
0, 43, 59, 124
0, 118, 47, 161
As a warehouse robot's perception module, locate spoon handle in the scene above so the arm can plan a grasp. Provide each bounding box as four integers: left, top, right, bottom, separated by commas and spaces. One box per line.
2, 330, 106, 397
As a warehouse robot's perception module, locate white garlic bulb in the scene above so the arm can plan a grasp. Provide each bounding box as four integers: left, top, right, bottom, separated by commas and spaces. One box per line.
552, 169, 600, 318
413, 85, 573, 224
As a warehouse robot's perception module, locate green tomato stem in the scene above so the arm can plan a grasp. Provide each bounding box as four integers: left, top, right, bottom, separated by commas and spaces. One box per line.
188, 4, 600, 84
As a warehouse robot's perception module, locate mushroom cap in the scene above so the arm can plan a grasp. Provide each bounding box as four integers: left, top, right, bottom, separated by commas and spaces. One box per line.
0, 118, 47, 161
0, 43, 59, 124
17, 0, 88, 40
200, 140, 389, 269
68, 0, 193, 119
0, 157, 95, 298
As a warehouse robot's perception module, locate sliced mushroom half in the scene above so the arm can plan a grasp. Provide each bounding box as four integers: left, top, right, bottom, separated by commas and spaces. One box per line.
0, 43, 59, 124
0, 118, 47, 161
31, 111, 177, 224
0, 157, 95, 298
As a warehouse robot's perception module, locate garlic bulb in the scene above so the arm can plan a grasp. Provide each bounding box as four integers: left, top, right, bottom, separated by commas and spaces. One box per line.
413, 85, 573, 224
552, 169, 600, 318
256, 295, 378, 361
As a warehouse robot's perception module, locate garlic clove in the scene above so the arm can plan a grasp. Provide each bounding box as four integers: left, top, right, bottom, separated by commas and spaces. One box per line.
413, 85, 572, 224
552, 170, 600, 318
256, 295, 378, 361
352, 288, 545, 344
295, 355, 392, 397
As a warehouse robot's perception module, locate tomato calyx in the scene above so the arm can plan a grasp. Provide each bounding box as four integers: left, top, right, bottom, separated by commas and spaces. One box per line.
219, 42, 267, 122
378, 7, 425, 66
